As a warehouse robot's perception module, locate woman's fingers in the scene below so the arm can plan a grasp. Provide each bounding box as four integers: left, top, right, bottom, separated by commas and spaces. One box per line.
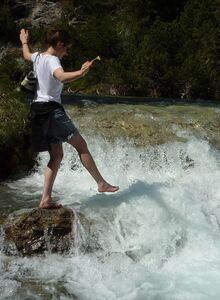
80, 61, 93, 76
82, 61, 92, 68
81, 61, 92, 72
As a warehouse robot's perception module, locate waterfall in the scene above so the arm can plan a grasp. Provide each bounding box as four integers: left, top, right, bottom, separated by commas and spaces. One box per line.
1, 102, 220, 299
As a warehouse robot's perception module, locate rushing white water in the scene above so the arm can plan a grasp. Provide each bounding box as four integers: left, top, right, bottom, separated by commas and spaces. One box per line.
2, 105, 220, 299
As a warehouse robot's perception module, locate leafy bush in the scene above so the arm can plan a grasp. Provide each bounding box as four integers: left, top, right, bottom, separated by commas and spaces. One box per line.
1, 0, 220, 99
0, 88, 30, 150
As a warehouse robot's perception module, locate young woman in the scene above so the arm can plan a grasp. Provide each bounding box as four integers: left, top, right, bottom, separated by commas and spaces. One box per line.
20, 28, 119, 209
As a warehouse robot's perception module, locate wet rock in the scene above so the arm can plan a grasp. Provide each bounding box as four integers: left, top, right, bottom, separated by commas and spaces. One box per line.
9, 0, 30, 20
2, 207, 84, 256
125, 248, 151, 262
30, 0, 62, 26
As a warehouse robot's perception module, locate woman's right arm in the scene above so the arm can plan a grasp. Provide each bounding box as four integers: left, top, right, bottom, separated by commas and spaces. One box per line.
19, 29, 32, 61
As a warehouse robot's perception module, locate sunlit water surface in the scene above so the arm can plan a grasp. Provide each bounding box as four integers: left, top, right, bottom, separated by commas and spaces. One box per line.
1, 101, 220, 300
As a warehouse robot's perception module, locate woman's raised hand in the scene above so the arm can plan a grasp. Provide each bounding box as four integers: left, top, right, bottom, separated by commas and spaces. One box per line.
20, 29, 29, 44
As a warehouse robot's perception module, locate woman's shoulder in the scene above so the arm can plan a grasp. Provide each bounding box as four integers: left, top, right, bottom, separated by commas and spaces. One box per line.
31, 51, 40, 62
42, 54, 61, 63
41, 55, 62, 73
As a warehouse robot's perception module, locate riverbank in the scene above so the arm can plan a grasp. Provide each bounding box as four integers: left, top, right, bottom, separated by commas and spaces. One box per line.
62, 93, 220, 106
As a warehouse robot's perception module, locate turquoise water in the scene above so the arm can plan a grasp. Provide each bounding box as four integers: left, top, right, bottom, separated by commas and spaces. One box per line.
1, 102, 220, 299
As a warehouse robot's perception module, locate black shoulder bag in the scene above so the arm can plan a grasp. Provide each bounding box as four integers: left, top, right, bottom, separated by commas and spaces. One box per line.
21, 52, 40, 93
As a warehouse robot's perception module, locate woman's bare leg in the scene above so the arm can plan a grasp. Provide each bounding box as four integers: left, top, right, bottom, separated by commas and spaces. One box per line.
68, 133, 119, 192
39, 143, 64, 208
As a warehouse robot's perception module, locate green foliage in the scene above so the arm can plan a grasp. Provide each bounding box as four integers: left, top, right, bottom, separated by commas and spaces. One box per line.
0, 88, 29, 150
177, 0, 220, 99
0, 87, 33, 179
1, 0, 220, 99
0, 51, 28, 87
132, 19, 181, 97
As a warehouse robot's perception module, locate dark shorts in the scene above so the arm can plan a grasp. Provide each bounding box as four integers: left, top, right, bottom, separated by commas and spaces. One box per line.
48, 108, 79, 144
30, 102, 78, 152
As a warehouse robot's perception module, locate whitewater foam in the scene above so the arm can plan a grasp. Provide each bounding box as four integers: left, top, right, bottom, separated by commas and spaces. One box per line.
2, 134, 220, 299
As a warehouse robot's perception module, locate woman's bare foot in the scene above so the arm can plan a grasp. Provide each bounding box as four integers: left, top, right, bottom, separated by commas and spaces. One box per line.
98, 182, 119, 193
39, 197, 62, 209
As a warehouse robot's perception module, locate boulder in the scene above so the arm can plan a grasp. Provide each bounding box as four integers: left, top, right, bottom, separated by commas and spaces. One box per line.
10, 0, 63, 27
2, 207, 87, 256
9, 0, 30, 20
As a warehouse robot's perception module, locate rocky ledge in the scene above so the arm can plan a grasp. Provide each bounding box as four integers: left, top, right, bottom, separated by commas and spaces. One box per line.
1, 207, 88, 256
10, 0, 63, 27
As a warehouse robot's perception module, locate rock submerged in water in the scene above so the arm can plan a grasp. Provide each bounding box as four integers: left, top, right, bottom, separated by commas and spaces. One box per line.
2, 207, 84, 256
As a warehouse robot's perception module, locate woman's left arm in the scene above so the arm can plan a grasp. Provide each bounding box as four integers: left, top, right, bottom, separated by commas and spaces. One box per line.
54, 61, 92, 83
19, 29, 32, 61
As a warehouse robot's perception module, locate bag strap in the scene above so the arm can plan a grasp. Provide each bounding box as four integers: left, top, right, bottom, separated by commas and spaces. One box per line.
33, 52, 40, 75
32, 52, 40, 103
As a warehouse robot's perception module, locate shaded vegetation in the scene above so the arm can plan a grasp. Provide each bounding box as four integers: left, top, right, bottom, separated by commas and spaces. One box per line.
1, 0, 220, 99
0, 87, 34, 179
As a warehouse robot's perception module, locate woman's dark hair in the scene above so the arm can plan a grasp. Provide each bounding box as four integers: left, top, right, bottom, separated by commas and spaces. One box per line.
46, 29, 71, 47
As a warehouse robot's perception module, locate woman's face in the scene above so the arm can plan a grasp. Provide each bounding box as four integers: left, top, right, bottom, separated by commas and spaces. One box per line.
56, 43, 71, 58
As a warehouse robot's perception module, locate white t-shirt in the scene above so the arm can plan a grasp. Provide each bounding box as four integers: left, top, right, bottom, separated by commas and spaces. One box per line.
31, 52, 63, 103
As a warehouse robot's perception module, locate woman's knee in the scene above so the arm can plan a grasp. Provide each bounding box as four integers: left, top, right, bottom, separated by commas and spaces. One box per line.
49, 144, 64, 163
49, 152, 63, 167
80, 138, 88, 150
69, 134, 89, 153
57, 150, 64, 162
